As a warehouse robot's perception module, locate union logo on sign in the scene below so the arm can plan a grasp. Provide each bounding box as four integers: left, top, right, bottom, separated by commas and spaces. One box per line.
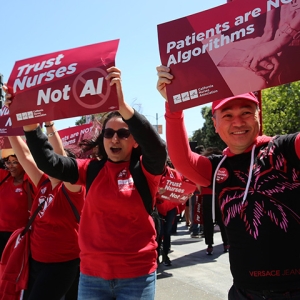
72, 68, 111, 109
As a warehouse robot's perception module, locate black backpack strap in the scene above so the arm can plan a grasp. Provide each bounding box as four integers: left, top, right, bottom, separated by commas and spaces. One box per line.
0, 173, 11, 187
21, 178, 50, 236
86, 159, 107, 195
25, 180, 34, 212
61, 184, 80, 223
129, 158, 153, 215
129, 158, 161, 241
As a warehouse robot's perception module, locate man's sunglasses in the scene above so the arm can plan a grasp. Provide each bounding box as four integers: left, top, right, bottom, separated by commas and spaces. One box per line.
103, 128, 131, 139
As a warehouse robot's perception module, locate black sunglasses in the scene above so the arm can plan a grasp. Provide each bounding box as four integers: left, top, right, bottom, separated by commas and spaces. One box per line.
103, 128, 131, 139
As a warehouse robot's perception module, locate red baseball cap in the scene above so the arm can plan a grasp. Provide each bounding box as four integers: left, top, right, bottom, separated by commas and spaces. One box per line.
212, 92, 259, 115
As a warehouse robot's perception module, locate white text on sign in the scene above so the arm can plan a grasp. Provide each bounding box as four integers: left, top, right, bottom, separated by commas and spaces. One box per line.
37, 78, 104, 105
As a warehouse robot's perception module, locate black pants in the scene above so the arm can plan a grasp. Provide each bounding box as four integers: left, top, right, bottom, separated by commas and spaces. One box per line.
64, 266, 80, 300
228, 284, 300, 299
23, 256, 80, 300
202, 194, 228, 246
157, 208, 177, 260
0, 231, 13, 260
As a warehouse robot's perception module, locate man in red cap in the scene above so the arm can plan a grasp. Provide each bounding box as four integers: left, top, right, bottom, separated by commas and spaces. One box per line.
211, 92, 260, 155
156, 65, 300, 299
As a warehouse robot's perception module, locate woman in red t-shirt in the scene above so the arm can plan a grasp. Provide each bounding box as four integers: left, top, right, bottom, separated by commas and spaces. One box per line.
21, 67, 167, 300
3, 118, 85, 300
0, 149, 35, 259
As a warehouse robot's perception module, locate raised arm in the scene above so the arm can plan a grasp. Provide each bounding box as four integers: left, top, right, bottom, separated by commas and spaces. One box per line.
105, 66, 134, 121
24, 125, 79, 184
125, 110, 167, 175
44, 121, 65, 156
295, 134, 300, 160
106, 66, 167, 175
156, 65, 212, 187
43, 121, 81, 192
3, 85, 43, 187
8, 135, 43, 187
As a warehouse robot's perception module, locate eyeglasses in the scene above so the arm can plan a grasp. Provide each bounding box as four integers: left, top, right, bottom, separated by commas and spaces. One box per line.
5, 161, 20, 167
103, 128, 131, 139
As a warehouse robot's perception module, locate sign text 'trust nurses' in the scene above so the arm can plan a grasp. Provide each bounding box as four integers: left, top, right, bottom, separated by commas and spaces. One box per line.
7, 39, 119, 127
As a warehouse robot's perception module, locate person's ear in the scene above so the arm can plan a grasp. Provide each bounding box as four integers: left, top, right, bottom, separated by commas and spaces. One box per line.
133, 141, 139, 149
212, 117, 218, 133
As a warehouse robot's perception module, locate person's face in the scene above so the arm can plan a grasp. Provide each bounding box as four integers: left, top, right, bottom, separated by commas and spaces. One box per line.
5, 156, 24, 178
103, 117, 138, 162
212, 99, 260, 154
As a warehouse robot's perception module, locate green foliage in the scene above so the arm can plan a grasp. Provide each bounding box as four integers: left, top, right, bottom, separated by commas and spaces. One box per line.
190, 81, 300, 151
75, 116, 86, 125
190, 106, 226, 151
261, 82, 300, 135
75, 113, 106, 126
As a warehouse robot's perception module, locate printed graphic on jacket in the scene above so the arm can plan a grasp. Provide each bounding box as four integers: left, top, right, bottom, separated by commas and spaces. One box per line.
38, 186, 54, 218
215, 137, 300, 240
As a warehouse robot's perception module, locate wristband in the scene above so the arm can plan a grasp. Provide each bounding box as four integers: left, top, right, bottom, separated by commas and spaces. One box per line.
44, 123, 54, 128
47, 131, 57, 137
280, 23, 300, 40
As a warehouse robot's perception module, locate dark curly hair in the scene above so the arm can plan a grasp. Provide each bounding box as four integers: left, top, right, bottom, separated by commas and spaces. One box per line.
94, 111, 141, 161
64, 148, 77, 159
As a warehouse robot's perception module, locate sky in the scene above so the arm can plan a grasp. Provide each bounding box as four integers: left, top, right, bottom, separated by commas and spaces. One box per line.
1, 0, 226, 141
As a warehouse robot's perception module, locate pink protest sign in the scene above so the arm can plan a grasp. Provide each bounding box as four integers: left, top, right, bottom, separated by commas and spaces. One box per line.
0, 137, 12, 150
0, 106, 24, 136
157, 178, 196, 203
157, 168, 196, 204
158, 0, 300, 112
7, 40, 120, 126
58, 121, 102, 158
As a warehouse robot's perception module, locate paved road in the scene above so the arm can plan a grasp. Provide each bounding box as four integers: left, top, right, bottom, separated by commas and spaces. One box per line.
156, 223, 233, 300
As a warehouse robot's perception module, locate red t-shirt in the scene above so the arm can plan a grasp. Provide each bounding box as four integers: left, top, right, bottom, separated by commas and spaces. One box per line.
76, 158, 161, 280
156, 199, 179, 216
0, 170, 31, 232
30, 174, 85, 263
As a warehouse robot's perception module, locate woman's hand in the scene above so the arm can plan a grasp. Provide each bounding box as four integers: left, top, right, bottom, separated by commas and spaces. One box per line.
106, 66, 123, 106
106, 66, 134, 120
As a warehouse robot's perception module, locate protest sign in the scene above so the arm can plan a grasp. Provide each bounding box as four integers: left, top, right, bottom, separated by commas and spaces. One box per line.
0, 138, 13, 150
0, 106, 24, 149
157, 0, 300, 112
0, 106, 24, 136
58, 121, 102, 158
157, 178, 195, 203
157, 168, 196, 204
7, 40, 119, 127
193, 194, 203, 225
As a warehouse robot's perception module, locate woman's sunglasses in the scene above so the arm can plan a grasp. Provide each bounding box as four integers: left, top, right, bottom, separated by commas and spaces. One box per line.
103, 128, 131, 139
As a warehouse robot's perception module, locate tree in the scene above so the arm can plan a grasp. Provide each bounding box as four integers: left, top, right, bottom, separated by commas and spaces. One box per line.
261, 81, 300, 135
75, 116, 87, 125
75, 113, 106, 126
190, 106, 226, 150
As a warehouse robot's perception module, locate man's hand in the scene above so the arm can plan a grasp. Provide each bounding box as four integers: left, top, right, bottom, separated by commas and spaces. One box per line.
156, 65, 173, 101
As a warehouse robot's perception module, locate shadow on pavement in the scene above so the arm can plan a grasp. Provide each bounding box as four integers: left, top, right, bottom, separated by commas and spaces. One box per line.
157, 244, 229, 277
